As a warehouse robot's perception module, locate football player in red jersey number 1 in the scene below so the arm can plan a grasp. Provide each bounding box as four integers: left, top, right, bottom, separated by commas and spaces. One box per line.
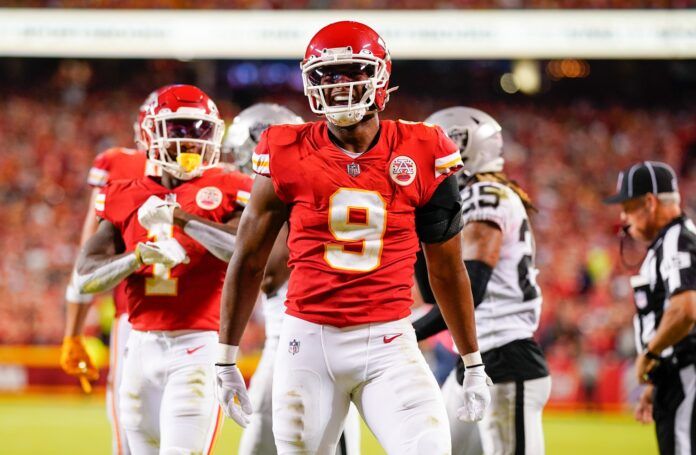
76, 85, 252, 454
61, 86, 167, 455
217, 21, 492, 454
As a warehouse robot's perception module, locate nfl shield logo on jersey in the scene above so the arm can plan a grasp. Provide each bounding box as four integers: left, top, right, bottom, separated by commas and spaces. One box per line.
390, 156, 417, 186
288, 339, 300, 355
346, 162, 361, 177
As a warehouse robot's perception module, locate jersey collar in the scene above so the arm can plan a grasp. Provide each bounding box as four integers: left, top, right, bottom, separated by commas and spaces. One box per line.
648, 214, 686, 250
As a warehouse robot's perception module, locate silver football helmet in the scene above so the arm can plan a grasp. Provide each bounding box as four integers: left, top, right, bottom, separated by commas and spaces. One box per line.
223, 103, 304, 173
425, 106, 504, 176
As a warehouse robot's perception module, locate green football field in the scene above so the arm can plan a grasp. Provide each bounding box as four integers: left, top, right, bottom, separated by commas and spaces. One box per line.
0, 394, 658, 454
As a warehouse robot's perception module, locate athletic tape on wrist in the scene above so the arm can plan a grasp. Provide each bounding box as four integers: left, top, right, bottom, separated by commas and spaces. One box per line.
77, 253, 140, 294
217, 343, 239, 364
462, 351, 483, 367
183, 220, 236, 263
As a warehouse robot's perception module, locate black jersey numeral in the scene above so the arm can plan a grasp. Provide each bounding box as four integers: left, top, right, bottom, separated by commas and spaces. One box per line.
462, 184, 501, 214
517, 219, 540, 302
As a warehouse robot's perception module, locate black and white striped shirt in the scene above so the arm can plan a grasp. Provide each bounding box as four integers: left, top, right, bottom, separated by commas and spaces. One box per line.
631, 215, 696, 362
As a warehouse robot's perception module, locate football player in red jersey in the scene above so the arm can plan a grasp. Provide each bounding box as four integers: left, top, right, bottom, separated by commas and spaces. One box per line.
225, 103, 362, 455
76, 85, 252, 454
217, 22, 492, 455
60, 86, 167, 455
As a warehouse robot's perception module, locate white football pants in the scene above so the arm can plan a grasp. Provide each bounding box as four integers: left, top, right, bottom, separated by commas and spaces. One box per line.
119, 330, 223, 455
442, 372, 551, 455
273, 315, 450, 455
239, 335, 362, 455
107, 313, 132, 455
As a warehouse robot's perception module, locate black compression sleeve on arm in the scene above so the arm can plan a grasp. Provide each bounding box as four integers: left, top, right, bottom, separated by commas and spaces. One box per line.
414, 304, 447, 341
416, 175, 463, 244
413, 258, 494, 341
464, 259, 493, 308
414, 250, 436, 304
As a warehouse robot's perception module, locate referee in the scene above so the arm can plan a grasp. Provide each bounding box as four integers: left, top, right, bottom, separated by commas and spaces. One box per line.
605, 161, 696, 455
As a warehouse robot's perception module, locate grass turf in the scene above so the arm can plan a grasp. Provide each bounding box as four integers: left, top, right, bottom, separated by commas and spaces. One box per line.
0, 394, 658, 454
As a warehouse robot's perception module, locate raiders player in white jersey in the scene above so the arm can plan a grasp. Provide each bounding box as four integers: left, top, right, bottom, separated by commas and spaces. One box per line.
604, 161, 696, 455
414, 107, 550, 455
224, 103, 361, 455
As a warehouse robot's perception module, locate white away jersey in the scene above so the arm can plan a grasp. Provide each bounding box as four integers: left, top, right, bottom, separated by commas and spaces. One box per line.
461, 181, 542, 352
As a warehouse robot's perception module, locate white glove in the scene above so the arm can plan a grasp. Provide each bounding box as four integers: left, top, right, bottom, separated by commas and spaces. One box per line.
458, 365, 492, 422
135, 238, 189, 267
215, 364, 253, 427
137, 195, 179, 231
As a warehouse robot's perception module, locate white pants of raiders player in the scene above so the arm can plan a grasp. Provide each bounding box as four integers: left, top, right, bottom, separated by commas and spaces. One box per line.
239, 335, 362, 455
442, 372, 551, 455
273, 315, 450, 455
119, 330, 223, 455
107, 313, 132, 455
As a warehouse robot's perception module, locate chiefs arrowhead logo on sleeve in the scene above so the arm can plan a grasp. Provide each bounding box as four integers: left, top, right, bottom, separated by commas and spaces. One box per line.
389, 156, 417, 186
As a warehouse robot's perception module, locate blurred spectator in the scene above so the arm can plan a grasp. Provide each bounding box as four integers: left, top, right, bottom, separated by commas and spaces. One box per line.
1, 58, 695, 409
0, 0, 693, 8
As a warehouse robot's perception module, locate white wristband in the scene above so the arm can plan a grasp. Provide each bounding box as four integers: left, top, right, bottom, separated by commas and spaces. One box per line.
462, 351, 483, 367
217, 343, 239, 364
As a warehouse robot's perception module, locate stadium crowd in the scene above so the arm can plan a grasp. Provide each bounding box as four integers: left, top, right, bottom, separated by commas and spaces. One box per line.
2, 60, 695, 406
0, 0, 692, 8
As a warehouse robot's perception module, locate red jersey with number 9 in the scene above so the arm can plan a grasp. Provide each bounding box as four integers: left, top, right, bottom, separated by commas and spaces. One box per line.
95, 167, 252, 331
253, 120, 462, 327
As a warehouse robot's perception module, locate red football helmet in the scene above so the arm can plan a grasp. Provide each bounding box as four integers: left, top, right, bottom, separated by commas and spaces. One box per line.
140, 84, 224, 180
134, 85, 173, 152
301, 21, 392, 127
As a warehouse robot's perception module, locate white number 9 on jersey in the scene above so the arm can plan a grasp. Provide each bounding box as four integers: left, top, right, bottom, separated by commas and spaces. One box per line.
325, 188, 387, 272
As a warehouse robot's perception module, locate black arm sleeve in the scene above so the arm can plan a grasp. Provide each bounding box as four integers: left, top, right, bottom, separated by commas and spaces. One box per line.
413, 303, 447, 342
413, 259, 494, 341
465, 259, 493, 307
414, 250, 436, 304
415, 174, 463, 244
